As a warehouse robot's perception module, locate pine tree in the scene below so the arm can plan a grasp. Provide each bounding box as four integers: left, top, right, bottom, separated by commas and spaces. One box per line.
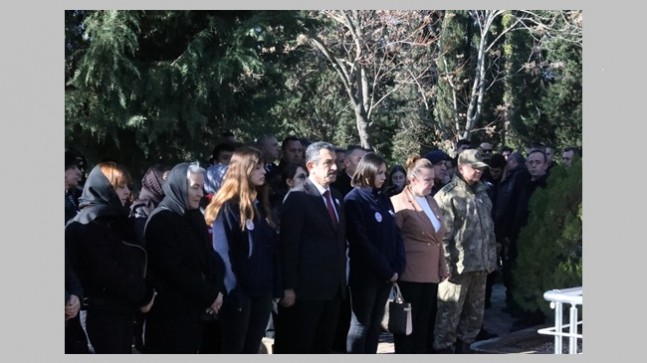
504, 10, 582, 150
502, 11, 540, 150
65, 10, 308, 177
433, 10, 471, 140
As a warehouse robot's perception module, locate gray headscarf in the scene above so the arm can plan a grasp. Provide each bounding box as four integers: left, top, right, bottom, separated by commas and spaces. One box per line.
72, 164, 129, 225
154, 162, 191, 216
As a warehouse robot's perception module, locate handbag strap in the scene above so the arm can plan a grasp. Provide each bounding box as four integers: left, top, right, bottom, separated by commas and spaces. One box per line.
392, 282, 404, 304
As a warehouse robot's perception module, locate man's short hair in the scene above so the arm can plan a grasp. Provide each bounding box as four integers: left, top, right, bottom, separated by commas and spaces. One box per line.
508, 151, 526, 165
305, 141, 336, 164
487, 153, 506, 169
209, 142, 236, 164
65, 150, 80, 170
527, 149, 547, 162
345, 145, 367, 158
564, 146, 580, 156
527, 142, 546, 153
281, 135, 301, 151
256, 134, 276, 145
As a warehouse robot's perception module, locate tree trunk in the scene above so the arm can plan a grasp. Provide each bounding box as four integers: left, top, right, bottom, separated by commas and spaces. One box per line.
353, 105, 371, 149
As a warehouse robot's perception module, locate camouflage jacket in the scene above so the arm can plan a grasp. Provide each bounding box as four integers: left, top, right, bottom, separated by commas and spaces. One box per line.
434, 174, 497, 275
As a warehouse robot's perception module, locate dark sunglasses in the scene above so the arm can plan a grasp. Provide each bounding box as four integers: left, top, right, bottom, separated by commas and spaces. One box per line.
295, 174, 307, 180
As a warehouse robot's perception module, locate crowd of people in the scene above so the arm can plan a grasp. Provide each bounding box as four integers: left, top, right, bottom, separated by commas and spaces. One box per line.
64, 134, 580, 354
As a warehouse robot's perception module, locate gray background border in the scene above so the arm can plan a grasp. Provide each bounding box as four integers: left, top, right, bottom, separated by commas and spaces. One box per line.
0, 0, 626, 360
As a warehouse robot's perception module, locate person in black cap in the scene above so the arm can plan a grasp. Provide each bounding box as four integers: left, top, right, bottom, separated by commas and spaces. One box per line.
65, 151, 83, 224
455, 139, 472, 155
423, 150, 453, 196
64, 152, 88, 353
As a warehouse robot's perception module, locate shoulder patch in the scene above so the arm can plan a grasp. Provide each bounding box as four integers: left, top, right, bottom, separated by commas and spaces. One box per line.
440, 182, 457, 194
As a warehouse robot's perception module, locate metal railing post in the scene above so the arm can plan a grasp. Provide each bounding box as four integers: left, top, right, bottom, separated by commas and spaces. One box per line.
569, 304, 578, 354
537, 287, 582, 354
554, 301, 563, 354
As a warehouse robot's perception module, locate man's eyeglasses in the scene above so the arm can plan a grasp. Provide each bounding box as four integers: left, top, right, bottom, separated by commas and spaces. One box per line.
481, 148, 493, 154
295, 174, 307, 180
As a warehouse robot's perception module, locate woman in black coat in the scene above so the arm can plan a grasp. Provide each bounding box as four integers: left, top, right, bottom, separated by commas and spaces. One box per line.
66, 162, 156, 353
143, 162, 225, 353
128, 163, 170, 352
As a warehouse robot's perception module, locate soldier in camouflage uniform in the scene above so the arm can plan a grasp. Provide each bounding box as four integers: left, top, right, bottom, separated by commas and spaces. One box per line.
432, 149, 497, 354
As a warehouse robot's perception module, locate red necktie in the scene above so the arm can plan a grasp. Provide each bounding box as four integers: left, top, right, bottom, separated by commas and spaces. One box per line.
323, 190, 338, 226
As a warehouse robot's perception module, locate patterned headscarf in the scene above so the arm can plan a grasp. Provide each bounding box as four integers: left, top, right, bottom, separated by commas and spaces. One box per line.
130, 164, 168, 219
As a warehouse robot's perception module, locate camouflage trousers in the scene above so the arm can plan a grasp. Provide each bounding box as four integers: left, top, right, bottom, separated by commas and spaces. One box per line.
432, 271, 487, 350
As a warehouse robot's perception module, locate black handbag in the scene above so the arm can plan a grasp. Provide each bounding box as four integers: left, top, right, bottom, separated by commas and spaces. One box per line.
382, 282, 412, 336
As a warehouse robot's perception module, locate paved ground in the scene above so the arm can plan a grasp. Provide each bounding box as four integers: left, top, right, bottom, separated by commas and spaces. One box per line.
262, 281, 517, 354
375, 281, 515, 353
483, 281, 516, 336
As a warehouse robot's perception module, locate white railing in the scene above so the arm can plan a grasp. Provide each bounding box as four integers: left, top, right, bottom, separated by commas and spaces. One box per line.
537, 286, 582, 354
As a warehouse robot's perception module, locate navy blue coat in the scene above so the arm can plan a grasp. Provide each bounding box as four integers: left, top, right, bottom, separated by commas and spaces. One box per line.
217, 200, 282, 304
344, 187, 406, 286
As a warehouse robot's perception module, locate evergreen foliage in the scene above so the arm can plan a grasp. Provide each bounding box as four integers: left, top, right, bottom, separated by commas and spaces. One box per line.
502, 11, 542, 150
504, 10, 582, 150
65, 10, 582, 180
433, 10, 471, 139
66, 10, 310, 176
512, 157, 582, 316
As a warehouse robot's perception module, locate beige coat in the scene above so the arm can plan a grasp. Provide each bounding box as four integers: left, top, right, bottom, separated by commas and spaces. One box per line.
390, 187, 448, 283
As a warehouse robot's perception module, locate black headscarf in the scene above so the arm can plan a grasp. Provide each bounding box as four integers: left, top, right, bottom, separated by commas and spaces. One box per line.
72, 165, 130, 225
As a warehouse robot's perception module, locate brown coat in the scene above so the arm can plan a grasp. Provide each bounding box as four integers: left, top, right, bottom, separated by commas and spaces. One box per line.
390, 187, 448, 283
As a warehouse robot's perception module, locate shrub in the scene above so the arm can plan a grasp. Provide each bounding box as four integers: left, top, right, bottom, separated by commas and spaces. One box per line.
512, 157, 582, 317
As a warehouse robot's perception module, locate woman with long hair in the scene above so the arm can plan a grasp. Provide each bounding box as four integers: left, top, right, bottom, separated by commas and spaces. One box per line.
383, 164, 407, 198
204, 146, 281, 353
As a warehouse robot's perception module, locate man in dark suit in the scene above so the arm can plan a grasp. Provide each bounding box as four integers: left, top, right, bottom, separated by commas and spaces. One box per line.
331, 145, 367, 198
328, 144, 367, 352
266, 135, 305, 199
274, 141, 347, 354
256, 134, 281, 174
